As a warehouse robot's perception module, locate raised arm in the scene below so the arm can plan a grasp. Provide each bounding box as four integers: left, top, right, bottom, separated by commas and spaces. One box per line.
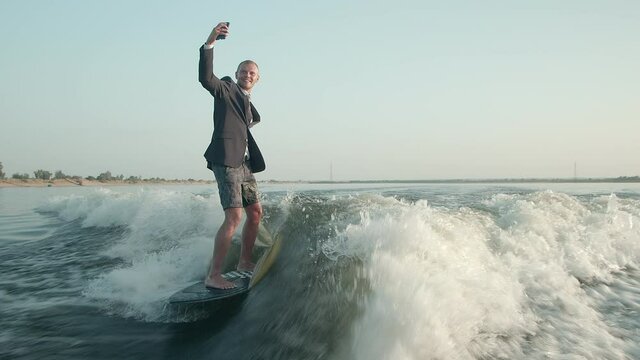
198, 22, 230, 98
205, 22, 229, 47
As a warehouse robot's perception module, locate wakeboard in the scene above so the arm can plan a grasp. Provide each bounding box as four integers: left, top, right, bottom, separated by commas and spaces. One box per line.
169, 270, 253, 304
169, 231, 282, 305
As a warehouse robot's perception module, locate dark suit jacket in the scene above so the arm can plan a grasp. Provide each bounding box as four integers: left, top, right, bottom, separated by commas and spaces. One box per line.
198, 46, 265, 172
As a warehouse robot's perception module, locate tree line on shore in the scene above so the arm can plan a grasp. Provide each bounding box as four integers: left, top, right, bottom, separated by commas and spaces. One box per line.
2, 161, 638, 184
0, 162, 201, 183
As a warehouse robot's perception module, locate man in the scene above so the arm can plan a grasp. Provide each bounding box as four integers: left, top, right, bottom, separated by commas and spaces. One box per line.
199, 22, 266, 289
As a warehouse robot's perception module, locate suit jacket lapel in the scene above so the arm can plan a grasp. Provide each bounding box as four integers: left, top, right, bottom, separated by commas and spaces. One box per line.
243, 95, 252, 125
249, 102, 260, 127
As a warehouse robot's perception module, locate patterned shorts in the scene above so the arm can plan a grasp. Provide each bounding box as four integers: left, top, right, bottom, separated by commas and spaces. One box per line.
211, 162, 260, 209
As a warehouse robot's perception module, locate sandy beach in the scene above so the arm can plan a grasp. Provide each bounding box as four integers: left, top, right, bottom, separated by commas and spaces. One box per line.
0, 179, 213, 188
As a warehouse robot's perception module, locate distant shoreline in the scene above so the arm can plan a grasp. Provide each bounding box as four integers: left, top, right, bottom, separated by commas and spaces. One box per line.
1, 176, 639, 188
305, 177, 640, 184
0, 179, 214, 188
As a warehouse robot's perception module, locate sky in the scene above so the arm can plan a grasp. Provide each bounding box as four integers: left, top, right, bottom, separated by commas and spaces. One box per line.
1, 0, 638, 181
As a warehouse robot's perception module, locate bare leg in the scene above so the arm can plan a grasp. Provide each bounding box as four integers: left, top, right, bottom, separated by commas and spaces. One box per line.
237, 202, 262, 271
205, 207, 243, 289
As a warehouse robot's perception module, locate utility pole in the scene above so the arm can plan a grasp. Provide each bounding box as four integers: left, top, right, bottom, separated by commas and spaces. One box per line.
330, 161, 333, 182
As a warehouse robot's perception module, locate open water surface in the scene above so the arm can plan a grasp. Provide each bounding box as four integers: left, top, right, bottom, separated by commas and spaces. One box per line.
1, 182, 640, 359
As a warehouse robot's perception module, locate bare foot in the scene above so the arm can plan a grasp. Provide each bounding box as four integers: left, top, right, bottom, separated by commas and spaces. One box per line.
237, 261, 256, 272
204, 274, 237, 289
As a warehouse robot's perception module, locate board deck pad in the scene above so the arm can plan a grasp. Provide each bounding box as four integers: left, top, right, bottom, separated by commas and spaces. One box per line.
169, 270, 253, 304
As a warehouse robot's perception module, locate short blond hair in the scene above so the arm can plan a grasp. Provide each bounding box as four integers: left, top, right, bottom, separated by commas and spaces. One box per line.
237, 60, 259, 72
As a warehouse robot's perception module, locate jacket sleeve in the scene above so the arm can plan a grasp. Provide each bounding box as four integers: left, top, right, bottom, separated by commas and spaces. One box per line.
198, 46, 228, 98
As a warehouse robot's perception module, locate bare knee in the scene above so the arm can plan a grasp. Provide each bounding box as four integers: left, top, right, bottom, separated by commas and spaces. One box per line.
222, 208, 243, 231
245, 204, 262, 225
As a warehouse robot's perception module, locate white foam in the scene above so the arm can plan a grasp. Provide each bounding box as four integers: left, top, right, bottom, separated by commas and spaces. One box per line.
105, 190, 222, 261
39, 188, 228, 320
38, 186, 640, 345
82, 236, 213, 321
40, 188, 139, 227
48, 187, 287, 321
324, 191, 640, 359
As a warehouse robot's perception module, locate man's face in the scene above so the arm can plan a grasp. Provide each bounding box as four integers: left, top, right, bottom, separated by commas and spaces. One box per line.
235, 63, 259, 91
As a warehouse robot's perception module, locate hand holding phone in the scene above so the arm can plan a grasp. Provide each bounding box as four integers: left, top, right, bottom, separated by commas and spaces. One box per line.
215, 22, 230, 40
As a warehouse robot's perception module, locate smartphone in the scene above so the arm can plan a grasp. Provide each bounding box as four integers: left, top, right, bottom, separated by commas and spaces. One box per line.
216, 22, 230, 40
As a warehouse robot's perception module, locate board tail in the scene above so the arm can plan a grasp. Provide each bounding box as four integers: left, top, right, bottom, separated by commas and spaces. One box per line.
250, 232, 282, 288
